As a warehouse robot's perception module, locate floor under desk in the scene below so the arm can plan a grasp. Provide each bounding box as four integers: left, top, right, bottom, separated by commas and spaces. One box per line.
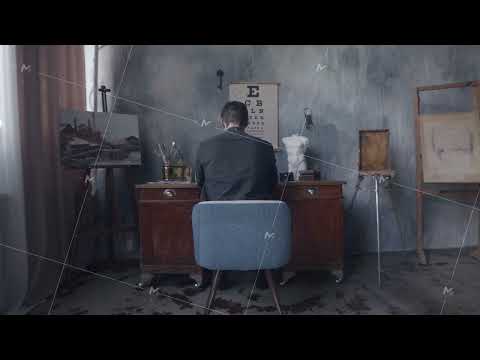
28, 249, 480, 315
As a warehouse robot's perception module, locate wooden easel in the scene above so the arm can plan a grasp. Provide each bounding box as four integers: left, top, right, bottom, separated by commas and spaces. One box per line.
358, 129, 395, 287
415, 80, 480, 265
96, 86, 139, 263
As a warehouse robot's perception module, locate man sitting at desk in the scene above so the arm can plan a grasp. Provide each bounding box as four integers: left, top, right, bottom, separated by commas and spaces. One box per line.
195, 101, 278, 201
195, 100, 278, 288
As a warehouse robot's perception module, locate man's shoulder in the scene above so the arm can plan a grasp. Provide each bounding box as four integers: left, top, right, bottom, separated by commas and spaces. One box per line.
228, 130, 274, 149
198, 132, 225, 148
199, 130, 274, 151
251, 135, 274, 148
242, 133, 274, 152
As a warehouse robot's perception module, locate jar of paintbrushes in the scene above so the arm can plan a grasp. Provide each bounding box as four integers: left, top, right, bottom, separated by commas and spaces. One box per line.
155, 141, 188, 181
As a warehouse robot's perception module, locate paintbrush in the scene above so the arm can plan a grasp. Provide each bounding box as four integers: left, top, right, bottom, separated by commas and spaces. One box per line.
161, 143, 169, 160
155, 143, 168, 164
170, 141, 178, 164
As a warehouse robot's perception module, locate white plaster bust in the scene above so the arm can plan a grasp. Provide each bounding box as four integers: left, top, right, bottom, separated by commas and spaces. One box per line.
282, 135, 309, 180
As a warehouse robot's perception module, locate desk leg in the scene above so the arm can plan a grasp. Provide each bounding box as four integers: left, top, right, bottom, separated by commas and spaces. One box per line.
280, 271, 296, 286
331, 268, 344, 284
471, 247, 480, 261
138, 272, 154, 288
189, 269, 205, 288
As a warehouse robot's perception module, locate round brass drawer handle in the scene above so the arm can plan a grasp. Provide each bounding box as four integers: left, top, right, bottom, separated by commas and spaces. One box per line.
163, 189, 176, 198
306, 188, 317, 196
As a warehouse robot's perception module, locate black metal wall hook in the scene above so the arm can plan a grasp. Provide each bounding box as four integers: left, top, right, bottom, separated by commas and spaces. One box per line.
216, 69, 224, 90
304, 107, 313, 130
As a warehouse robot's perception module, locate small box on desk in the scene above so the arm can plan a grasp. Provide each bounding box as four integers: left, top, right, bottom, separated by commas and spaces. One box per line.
280, 170, 320, 182
279, 172, 294, 182
299, 170, 320, 181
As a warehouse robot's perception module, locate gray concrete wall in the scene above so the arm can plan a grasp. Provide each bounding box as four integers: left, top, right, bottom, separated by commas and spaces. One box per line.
98, 45, 480, 255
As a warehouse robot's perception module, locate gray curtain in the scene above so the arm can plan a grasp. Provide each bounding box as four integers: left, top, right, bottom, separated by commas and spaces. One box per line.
0, 45, 28, 314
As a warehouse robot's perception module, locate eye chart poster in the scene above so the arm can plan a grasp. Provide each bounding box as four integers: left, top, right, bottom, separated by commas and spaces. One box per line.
229, 82, 279, 149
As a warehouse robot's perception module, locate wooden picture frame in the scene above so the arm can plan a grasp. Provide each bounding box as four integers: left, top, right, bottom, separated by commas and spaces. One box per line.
359, 129, 391, 175
419, 111, 480, 183
415, 80, 480, 264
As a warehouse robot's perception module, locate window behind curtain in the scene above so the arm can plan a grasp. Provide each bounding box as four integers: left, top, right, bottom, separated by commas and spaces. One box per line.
84, 45, 96, 112
0, 45, 28, 314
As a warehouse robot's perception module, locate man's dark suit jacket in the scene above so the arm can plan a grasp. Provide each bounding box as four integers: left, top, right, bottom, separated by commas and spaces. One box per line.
195, 127, 278, 201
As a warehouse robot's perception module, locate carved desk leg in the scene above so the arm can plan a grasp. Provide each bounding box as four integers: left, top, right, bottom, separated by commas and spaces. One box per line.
331, 268, 344, 284
189, 269, 205, 288
280, 271, 296, 286
138, 271, 154, 288
470, 247, 480, 261
417, 249, 428, 266
189, 273, 202, 288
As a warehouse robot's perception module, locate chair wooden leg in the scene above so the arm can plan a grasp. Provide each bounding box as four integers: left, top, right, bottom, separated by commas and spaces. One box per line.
204, 270, 221, 315
265, 269, 282, 315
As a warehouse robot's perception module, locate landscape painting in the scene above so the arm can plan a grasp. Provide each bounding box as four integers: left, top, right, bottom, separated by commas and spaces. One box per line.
59, 110, 141, 168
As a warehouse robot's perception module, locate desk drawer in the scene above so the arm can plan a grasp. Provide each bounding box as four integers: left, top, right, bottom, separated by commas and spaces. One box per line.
137, 188, 200, 201
283, 185, 342, 201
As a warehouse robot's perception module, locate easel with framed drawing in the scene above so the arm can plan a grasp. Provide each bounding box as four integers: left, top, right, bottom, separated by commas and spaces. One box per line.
415, 80, 480, 265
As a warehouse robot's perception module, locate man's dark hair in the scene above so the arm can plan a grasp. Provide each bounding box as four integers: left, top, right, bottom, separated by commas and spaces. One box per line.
220, 101, 249, 128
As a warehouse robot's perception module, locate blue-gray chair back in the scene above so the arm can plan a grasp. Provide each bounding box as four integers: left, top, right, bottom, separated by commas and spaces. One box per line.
192, 200, 292, 271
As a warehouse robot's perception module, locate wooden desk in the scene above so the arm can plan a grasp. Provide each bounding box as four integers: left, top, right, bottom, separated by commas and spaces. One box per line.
136, 181, 345, 285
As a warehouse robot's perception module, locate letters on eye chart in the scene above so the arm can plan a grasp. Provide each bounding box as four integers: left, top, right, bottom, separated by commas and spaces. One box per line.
229, 82, 280, 149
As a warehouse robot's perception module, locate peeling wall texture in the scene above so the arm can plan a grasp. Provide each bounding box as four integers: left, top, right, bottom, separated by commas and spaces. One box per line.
97, 45, 480, 256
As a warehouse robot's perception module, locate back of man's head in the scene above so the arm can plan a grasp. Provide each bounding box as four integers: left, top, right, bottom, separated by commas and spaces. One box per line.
221, 101, 249, 129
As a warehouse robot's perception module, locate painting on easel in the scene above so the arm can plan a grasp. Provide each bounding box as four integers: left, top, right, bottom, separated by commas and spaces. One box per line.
59, 110, 141, 168
359, 129, 392, 175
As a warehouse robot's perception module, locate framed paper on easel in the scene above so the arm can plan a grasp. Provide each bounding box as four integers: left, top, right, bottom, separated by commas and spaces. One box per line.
229, 82, 280, 149
358, 129, 393, 176
420, 111, 480, 183
415, 80, 480, 264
